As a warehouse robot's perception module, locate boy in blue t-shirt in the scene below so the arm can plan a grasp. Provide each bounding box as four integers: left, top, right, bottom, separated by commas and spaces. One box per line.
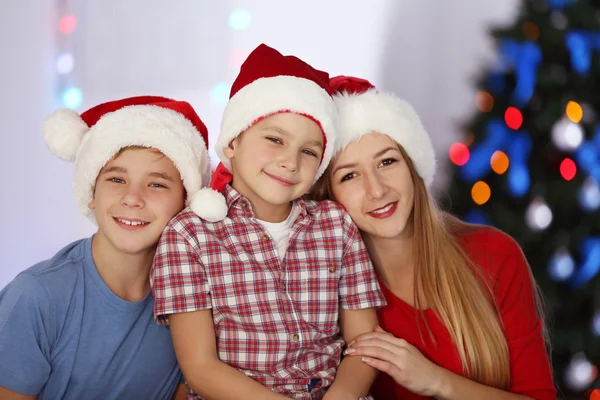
0, 96, 211, 400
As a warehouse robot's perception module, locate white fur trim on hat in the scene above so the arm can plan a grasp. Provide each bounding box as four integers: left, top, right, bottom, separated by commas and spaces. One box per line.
217, 75, 336, 181
71, 105, 211, 222
333, 89, 436, 186
190, 188, 228, 222
43, 108, 89, 162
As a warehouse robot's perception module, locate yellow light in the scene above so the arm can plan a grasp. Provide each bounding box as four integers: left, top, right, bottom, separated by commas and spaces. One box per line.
566, 101, 583, 123
476, 91, 494, 113
471, 181, 491, 205
491, 151, 510, 174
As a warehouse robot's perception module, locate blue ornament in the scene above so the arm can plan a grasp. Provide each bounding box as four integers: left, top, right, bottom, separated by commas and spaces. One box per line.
498, 39, 541, 106
570, 238, 600, 289
546, 0, 577, 10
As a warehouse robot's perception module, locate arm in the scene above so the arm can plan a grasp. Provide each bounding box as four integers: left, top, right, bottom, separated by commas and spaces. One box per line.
346, 232, 556, 400
325, 308, 379, 400
168, 310, 288, 400
0, 387, 36, 400
325, 214, 386, 399
0, 274, 54, 397
347, 327, 534, 400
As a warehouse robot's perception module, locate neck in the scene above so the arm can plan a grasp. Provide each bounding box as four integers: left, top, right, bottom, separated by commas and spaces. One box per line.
91, 233, 154, 302
363, 231, 415, 293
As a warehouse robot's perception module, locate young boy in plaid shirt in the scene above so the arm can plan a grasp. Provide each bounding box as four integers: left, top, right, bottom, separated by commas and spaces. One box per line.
0, 96, 212, 399
151, 44, 386, 399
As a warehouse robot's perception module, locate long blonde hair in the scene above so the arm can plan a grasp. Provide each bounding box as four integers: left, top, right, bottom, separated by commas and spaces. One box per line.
311, 144, 549, 389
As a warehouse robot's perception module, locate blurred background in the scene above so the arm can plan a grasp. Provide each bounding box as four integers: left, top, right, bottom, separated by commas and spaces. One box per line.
1, 0, 599, 398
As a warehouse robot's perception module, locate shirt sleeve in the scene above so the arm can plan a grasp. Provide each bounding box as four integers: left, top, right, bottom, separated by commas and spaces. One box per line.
338, 214, 386, 310
0, 273, 54, 395
494, 236, 556, 399
150, 222, 212, 325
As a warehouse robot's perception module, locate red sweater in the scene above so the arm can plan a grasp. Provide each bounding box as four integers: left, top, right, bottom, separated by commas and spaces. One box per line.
370, 227, 556, 400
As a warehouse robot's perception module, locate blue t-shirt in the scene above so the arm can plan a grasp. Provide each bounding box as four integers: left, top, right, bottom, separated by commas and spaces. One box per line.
0, 237, 182, 399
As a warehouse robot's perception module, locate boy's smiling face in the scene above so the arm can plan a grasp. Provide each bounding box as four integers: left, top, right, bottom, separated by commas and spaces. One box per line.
223, 113, 324, 222
89, 147, 185, 256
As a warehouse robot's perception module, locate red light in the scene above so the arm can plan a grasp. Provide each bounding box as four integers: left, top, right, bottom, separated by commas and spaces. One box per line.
59, 15, 77, 35
504, 107, 523, 130
449, 142, 470, 166
560, 158, 577, 181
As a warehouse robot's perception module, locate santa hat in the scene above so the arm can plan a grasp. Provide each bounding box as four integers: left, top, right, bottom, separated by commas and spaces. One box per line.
192, 43, 337, 222
329, 76, 436, 186
43, 95, 211, 222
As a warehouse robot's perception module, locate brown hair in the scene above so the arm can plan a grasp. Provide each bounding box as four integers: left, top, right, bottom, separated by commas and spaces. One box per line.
311, 144, 549, 388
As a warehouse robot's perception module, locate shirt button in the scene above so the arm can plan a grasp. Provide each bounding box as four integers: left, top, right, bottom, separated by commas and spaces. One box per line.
292, 334, 300, 343
242, 202, 248, 209
329, 266, 336, 273
281, 282, 287, 291
262, 233, 270, 241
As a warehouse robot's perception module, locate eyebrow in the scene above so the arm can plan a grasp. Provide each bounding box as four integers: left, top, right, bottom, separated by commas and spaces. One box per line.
332, 146, 400, 176
263, 125, 323, 149
102, 166, 126, 174
102, 166, 175, 182
149, 172, 176, 182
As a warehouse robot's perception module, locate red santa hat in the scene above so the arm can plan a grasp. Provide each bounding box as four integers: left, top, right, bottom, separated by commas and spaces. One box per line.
43, 96, 211, 222
329, 76, 436, 186
192, 43, 337, 222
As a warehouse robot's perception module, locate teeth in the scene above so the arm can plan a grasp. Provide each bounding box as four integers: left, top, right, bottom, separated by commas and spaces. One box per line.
117, 218, 148, 226
371, 203, 393, 214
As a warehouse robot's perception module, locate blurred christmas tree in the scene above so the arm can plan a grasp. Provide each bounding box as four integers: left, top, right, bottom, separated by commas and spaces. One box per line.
444, 0, 600, 398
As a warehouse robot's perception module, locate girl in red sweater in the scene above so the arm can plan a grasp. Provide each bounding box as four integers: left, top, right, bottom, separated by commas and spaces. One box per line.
311, 76, 556, 400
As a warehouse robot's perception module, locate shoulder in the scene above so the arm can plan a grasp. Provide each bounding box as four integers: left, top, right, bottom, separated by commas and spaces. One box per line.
457, 225, 525, 278
9, 238, 89, 300
165, 208, 211, 239
459, 225, 521, 255
305, 198, 352, 223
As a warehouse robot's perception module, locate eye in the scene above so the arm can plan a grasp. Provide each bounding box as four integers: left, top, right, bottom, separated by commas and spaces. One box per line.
302, 149, 318, 158
108, 177, 125, 184
266, 136, 282, 144
379, 158, 398, 167
340, 172, 357, 182
149, 183, 168, 188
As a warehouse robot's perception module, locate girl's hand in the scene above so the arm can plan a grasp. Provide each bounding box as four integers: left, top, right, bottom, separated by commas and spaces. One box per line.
345, 326, 447, 397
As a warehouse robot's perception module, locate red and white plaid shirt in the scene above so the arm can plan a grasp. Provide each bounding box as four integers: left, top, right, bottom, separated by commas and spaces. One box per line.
151, 185, 385, 399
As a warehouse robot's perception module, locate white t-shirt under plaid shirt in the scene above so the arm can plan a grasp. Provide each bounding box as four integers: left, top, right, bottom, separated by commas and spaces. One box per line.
151, 184, 386, 399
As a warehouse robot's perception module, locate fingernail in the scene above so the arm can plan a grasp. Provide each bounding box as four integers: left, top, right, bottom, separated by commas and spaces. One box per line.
344, 348, 356, 355
361, 357, 371, 363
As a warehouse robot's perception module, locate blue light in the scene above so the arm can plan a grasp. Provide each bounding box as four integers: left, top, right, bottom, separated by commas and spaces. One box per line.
592, 312, 600, 336
228, 9, 252, 30
210, 82, 231, 105
548, 251, 575, 281
62, 87, 82, 109
579, 178, 600, 211
462, 209, 490, 225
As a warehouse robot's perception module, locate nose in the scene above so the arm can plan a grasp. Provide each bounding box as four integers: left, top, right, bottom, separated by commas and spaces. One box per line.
364, 171, 387, 200
120, 186, 145, 208
278, 149, 299, 172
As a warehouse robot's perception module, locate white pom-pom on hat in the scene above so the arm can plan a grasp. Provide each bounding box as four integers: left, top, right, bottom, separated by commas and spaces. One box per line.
190, 188, 228, 223
43, 108, 89, 162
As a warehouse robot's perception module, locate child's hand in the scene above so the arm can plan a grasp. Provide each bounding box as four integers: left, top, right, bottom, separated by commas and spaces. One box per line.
344, 326, 446, 397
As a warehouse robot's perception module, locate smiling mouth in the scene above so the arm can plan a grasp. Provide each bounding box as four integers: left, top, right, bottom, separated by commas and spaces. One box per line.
264, 171, 295, 187
113, 217, 150, 228
367, 202, 398, 218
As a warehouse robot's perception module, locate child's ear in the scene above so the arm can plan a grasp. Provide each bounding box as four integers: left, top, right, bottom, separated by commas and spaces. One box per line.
88, 187, 96, 209
222, 139, 236, 159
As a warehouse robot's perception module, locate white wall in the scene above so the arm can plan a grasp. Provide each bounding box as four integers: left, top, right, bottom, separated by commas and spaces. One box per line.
0, 0, 520, 288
